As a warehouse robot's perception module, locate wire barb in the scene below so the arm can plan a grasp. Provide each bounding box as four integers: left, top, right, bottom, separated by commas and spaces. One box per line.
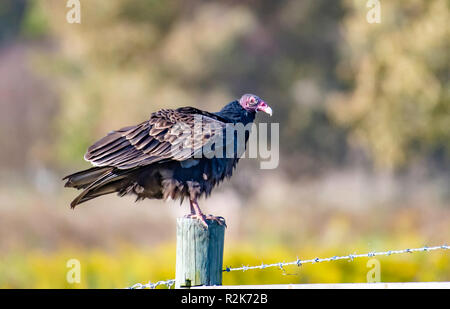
128, 279, 175, 289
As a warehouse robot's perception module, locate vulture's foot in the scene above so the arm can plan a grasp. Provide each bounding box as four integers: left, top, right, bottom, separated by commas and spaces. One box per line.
187, 199, 226, 229
184, 213, 227, 229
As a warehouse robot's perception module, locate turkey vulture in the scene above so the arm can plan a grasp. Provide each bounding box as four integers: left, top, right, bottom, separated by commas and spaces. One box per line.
63, 94, 272, 227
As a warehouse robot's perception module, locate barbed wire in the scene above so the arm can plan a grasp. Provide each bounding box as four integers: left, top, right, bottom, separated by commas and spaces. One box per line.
223, 244, 449, 273
128, 279, 176, 289
127, 244, 449, 289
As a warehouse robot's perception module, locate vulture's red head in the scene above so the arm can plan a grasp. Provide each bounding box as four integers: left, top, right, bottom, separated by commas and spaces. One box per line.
239, 94, 272, 116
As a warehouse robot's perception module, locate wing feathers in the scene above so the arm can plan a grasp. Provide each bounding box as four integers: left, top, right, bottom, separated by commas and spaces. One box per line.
84, 108, 227, 169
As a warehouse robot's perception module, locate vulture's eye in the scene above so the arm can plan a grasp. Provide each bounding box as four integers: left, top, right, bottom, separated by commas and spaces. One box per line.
249, 97, 257, 105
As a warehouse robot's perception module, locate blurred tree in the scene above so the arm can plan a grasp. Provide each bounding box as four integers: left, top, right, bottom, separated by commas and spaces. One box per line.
329, 0, 449, 169
0, 0, 27, 44
0, 0, 57, 172
21, 0, 48, 39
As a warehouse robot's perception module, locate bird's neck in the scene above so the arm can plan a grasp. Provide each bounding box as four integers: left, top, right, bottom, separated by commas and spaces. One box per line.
215, 100, 255, 125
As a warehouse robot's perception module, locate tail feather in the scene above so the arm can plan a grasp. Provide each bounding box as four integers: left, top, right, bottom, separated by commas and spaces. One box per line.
63, 166, 137, 208
69, 178, 130, 208
63, 167, 113, 189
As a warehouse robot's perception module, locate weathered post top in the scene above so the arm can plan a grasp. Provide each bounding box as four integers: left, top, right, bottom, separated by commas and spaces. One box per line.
175, 217, 226, 288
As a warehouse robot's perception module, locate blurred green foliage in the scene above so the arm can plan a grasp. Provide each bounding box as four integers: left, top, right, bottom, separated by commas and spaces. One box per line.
21, 0, 48, 39
330, 0, 450, 168
0, 0, 26, 43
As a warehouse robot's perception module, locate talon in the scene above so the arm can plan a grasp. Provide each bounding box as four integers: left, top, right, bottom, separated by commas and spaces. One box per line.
205, 214, 227, 227
184, 214, 227, 229
186, 198, 226, 229
185, 213, 209, 229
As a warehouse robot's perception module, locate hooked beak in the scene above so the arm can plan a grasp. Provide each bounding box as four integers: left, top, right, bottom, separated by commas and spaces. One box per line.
257, 101, 272, 116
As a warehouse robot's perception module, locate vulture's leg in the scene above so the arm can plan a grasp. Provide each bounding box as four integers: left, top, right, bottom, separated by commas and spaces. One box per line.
185, 198, 226, 229
189, 201, 195, 215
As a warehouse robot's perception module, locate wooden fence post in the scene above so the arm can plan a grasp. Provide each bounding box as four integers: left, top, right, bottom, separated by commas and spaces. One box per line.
175, 217, 226, 288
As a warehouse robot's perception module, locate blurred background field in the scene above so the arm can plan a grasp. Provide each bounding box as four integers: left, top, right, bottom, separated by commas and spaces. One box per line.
0, 0, 449, 288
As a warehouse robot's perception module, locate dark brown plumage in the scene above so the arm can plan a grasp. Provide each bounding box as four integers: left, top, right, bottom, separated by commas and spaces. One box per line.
63, 94, 272, 227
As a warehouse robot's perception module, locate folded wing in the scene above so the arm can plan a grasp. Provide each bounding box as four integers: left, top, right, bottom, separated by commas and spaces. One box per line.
84, 108, 227, 169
